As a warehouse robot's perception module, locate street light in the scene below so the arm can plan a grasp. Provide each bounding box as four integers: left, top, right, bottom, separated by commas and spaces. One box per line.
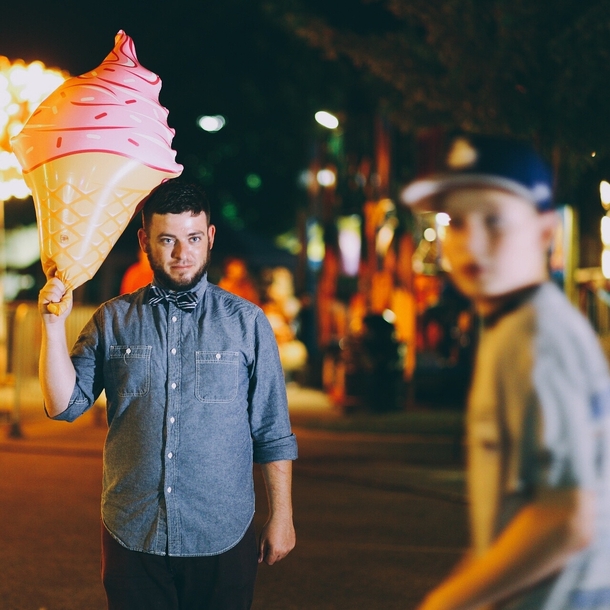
316, 168, 336, 187
314, 110, 339, 130
0, 56, 66, 391
197, 114, 226, 132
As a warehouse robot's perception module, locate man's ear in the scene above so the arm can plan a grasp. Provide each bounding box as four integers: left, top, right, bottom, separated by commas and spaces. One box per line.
137, 227, 148, 252
208, 224, 216, 250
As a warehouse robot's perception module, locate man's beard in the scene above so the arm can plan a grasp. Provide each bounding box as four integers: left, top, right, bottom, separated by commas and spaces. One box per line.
147, 245, 212, 292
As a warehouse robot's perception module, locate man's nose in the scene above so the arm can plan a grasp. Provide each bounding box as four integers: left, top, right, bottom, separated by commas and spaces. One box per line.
172, 241, 186, 258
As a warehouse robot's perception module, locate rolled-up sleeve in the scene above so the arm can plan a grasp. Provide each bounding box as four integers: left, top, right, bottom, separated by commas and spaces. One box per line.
248, 309, 298, 464
254, 433, 298, 463
52, 314, 104, 422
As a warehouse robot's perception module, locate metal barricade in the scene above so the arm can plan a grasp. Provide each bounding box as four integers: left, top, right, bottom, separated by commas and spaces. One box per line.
9, 302, 97, 437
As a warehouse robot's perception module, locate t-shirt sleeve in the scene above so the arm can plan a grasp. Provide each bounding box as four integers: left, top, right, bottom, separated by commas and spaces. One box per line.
527, 337, 604, 492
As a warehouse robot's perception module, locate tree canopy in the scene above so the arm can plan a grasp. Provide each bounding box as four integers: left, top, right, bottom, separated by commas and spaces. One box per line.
266, 0, 610, 207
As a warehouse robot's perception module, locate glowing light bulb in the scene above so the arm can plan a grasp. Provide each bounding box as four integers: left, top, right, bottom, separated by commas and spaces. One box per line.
601, 216, 610, 246
314, 111, 339, 129
436, 212, 450, 226
197, 115, 226, 132
603, 250, 610, 279
423, 227, 437, 242
316, 168, 336, 187
601, 181, 610, 210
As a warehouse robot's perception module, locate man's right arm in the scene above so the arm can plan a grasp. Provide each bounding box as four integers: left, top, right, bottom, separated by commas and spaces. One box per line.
38, 277, 76, 417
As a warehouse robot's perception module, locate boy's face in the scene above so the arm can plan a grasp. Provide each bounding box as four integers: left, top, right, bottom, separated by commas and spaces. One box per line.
440, 187, 556, 313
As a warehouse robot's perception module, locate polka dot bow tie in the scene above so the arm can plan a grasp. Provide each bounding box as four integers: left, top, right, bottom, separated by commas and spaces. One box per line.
148, 285, 198, 312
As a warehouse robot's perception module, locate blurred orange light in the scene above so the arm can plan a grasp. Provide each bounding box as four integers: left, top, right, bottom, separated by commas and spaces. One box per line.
0, 57, 68, 200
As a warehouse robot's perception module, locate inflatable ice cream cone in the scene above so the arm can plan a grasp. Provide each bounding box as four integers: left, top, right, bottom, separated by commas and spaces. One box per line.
28, 154, 173, 305
11, 31, 182, 315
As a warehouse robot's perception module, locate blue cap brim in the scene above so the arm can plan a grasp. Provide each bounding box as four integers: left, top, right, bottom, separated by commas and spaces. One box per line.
401, 173, 553, 212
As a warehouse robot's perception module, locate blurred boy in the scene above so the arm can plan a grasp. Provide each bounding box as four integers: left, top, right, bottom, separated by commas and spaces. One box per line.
404, 134, 610, 609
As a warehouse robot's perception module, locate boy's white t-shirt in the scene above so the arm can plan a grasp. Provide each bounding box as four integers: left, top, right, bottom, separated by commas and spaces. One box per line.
468, 282, 610, 609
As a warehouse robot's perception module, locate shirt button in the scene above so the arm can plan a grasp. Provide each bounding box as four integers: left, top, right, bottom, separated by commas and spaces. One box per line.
216, 353, 221, 360
170, 417, 175, 424
172, 316, 177, 323
168, 452, 173, 459
125, 348, 131, 355
167, 487, 172, 493
171, 348, 176, 355
171, 382, 177, 390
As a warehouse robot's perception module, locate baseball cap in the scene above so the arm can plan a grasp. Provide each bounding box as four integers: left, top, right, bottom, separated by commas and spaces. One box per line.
401, 133, 554, 211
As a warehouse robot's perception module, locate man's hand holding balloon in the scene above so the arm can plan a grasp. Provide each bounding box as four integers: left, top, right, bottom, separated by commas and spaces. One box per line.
38, 276, 72, 321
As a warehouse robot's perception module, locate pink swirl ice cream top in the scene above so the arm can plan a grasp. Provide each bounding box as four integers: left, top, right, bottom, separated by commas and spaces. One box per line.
11, 30, 183, 175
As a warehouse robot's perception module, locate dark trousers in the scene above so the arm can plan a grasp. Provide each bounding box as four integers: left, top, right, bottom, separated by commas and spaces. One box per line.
101, 522, 258, 610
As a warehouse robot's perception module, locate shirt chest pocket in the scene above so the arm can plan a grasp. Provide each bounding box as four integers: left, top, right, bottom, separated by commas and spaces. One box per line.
195, 351, 239, 403
109, 345, 152, 397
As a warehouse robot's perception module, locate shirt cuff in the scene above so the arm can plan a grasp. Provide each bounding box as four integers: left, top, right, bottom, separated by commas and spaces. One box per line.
47, 387, 90, 422
253, 433, 298, 464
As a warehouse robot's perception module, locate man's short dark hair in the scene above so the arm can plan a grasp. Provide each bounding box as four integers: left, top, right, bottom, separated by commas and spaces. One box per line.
142, 179, 211, 230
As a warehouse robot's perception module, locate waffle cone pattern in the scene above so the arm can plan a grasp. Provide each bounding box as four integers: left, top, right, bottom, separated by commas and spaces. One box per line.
27, 153, 172, 315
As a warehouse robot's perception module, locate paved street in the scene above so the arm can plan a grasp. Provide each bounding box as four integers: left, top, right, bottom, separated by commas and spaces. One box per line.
254, 470, 467, 609
0, 382, 468, 609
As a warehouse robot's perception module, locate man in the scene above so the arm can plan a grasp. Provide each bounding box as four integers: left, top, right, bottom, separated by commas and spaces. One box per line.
403, 134, 610, 609
39, 179, 297, 610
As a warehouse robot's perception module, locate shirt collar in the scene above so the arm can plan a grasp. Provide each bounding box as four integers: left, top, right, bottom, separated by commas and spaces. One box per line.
480, 283, 542, 329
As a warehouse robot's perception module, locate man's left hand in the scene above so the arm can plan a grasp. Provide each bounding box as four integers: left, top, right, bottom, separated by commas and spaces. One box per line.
258, 515, 296, 565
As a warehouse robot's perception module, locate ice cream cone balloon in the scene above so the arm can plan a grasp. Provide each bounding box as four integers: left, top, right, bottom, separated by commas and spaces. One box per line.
11, 31, 182, 315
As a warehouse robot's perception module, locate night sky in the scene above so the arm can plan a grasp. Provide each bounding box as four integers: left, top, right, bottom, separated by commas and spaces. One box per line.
0, 1, 388, 298
1, 1, 377, 239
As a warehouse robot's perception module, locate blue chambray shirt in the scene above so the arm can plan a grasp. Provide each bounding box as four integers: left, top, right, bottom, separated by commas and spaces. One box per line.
53, 275, 298, 557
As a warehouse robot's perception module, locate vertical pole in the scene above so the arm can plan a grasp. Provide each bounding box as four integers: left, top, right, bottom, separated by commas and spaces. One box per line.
0, 198, 7, 382
565, 205, 579, 306
8, 303, 27, 439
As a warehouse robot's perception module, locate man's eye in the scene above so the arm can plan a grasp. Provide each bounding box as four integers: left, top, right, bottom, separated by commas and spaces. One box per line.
191, 236, 201, 242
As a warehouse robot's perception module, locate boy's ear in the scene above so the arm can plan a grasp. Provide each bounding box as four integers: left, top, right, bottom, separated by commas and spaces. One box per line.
539, 210, 559, 250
